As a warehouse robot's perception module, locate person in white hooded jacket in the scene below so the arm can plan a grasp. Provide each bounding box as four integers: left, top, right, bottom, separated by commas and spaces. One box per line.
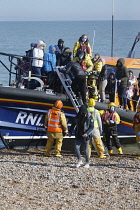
32, 40, 46, 88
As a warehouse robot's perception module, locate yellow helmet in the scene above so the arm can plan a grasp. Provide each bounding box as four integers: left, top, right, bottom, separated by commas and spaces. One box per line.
88, 98, 96, 107
108, 102, 116, 109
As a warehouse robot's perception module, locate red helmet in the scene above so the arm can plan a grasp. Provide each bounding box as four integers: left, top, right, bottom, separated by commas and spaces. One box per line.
54, 100, 63, 109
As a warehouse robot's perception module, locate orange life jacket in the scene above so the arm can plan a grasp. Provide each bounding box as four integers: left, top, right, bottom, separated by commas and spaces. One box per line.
47, 109, 62, 133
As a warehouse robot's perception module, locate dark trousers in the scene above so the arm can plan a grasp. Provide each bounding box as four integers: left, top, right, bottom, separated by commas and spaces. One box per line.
104, 125, 121, 150
127, 98, 131, 110
109, 93, 115, 102
32, 66, 42, 89
118, 87, 127, 109
72, 75, 87, 104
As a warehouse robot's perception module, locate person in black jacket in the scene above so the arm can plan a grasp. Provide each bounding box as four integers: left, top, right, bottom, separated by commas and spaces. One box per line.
106, 71, 117, 102
65, 62, 87, 104
25, 43, 37, 63
55, 39, 66, 61
69, 105, 94, 168
56, 48, 72, 66
115, 58, 129, 109
98, 62, 108, 102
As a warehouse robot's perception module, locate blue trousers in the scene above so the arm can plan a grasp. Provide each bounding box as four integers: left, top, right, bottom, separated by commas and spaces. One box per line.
75, 137, 90, 163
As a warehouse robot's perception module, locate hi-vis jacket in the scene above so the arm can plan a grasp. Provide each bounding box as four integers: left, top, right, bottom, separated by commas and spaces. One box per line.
100, 110, 120, 125
92, 58, 103, 72
72, 56, 93, 73
87, 107, 102, 131
44, 107, 68, 139
73, 41, 92, 58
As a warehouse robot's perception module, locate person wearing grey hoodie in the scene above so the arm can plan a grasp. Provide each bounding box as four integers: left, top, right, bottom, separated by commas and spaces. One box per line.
115, 58, 129, 109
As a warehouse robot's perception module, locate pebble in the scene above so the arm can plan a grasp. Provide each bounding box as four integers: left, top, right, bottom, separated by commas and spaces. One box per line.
0, 148, 140, 210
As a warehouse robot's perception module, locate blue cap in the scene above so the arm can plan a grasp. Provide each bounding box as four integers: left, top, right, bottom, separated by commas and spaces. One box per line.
30, 43, 35, 47
110, 71, 115, 75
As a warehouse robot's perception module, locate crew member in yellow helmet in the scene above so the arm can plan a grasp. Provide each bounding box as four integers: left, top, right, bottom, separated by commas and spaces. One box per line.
133, 104, 140, 156
87, 98, 107, 158
100, 102, 123, 154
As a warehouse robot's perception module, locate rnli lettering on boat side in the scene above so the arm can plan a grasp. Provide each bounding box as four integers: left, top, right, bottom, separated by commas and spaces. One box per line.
15, 111, 44, 126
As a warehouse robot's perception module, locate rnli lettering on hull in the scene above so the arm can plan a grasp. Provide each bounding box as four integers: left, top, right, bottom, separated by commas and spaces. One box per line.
15, 111, 44, 126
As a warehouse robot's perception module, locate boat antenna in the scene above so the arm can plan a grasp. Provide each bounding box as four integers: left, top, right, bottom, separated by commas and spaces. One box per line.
92, 29, 96, 56
111, 0, 114, 57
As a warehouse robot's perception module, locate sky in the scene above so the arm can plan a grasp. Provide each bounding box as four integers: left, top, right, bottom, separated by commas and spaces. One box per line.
0, 0, 140, 21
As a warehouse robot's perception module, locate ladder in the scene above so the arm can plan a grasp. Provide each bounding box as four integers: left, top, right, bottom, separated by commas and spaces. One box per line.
55, 67, 83, 113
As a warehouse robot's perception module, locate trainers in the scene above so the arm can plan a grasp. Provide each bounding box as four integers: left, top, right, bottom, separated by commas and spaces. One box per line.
76, 160, 83, 168
83, 163, 89, 168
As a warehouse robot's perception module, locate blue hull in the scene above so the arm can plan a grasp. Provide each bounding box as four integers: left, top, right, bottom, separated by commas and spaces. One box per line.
0, 87, 135, 148
0, 87, 76, 148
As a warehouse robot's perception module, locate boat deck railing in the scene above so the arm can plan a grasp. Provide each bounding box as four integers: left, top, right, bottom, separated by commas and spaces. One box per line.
0, 52, 54, 90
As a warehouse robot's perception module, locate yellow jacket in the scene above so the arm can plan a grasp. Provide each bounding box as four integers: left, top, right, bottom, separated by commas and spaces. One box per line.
73, 41, 92, 58
100, 110, 120, 125
87, 107, 102, 130
44, 107, 68, 139
72, 56, 93, 73
93, 60, 103, 72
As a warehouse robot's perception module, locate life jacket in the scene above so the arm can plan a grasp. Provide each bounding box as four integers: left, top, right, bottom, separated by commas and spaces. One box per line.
47, 108, 62, 132
102, 110, 116, 124
133, 113, 140, 124
80, 61, 87, 71
93, 58, 103, 66
79, 42, 90, 54
87, 107, 98, 127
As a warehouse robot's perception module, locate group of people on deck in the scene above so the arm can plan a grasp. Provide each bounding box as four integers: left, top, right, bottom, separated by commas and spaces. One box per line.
19, 34, 140, 167
22, 34, 140, 111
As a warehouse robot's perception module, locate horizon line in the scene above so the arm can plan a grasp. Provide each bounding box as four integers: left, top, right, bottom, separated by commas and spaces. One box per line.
0, 19, 140, 22
0, 19, 139, 22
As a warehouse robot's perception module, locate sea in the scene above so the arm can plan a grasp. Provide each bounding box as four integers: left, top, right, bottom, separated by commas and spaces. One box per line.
0, 20, 140, 152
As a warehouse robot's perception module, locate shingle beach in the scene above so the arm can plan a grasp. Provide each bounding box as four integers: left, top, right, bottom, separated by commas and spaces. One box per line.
0, 148, 140, 210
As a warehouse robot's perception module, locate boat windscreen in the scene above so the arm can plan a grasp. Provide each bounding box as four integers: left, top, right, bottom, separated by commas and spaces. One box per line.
106, 65, 116, 77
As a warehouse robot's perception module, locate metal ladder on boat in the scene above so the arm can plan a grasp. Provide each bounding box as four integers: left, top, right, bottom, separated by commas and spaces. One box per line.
55, 67, 83, 113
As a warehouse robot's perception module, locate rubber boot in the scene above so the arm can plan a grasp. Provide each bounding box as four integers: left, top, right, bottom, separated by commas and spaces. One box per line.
55, 138, 63, 156
44, 138, 54, 156
99, 154, 107, 158
108, 150, 113, 154
117, 147, 123, 154
93, 138, 106, 158
88, 139, 92, 158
